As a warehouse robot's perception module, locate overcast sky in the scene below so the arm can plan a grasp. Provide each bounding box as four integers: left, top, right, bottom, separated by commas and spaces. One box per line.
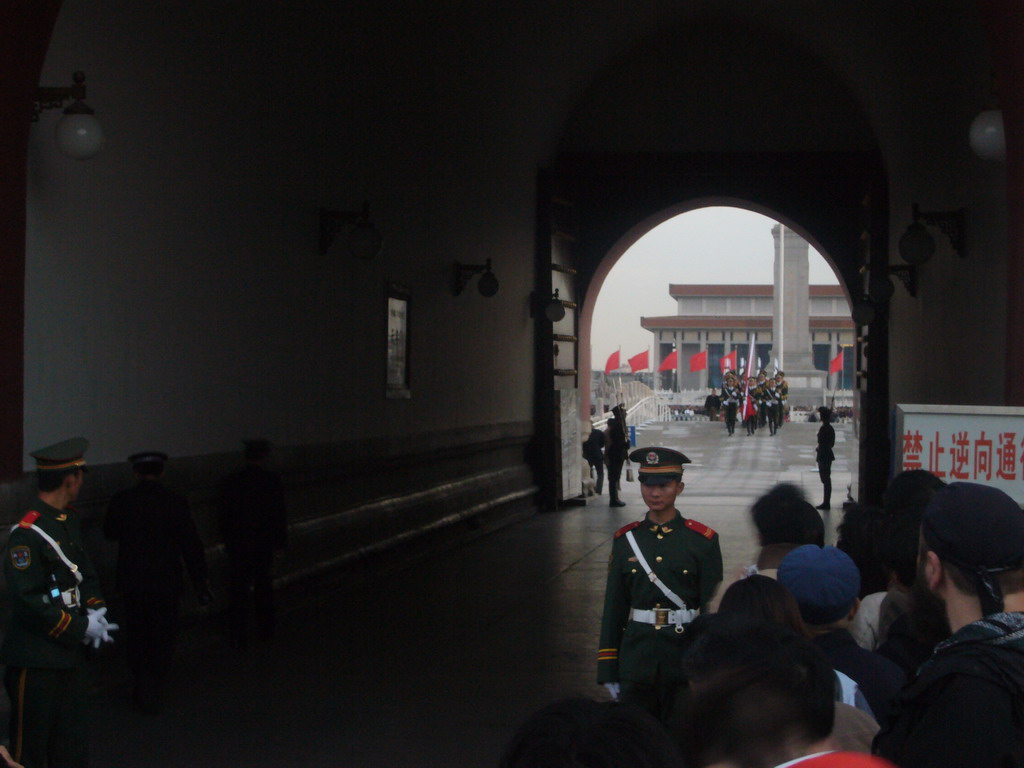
590, 207, 840, 368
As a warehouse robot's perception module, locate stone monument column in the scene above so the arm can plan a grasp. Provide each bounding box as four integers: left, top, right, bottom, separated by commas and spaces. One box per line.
770, 224, 825, 406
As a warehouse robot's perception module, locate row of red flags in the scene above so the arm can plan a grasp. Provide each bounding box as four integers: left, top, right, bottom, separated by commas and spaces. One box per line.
603, 348, 844, 375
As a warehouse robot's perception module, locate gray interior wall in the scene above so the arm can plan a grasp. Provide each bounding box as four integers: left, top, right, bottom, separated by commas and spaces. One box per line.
26, 2, 1009, 473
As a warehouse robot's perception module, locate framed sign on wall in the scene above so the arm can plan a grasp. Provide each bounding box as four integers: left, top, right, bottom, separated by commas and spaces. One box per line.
386, 283, 411, 399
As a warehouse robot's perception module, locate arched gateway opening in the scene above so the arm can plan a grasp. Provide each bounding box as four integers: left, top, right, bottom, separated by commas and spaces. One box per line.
532, 153, 888, 512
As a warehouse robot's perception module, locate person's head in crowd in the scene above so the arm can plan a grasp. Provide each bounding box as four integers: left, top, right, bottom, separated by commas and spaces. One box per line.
878, 510, 923, 592
717, 574, 809, 638
836, 502, 889, 597
678, 613, 835, 768
882, 469, 946, 518
499, 698, 685, 768
751, 484, 825, 548
916, 482, 1024, 633
777, 545, 861, 633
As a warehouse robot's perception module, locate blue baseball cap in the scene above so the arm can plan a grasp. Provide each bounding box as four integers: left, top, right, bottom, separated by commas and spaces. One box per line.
778, 545, 861, 626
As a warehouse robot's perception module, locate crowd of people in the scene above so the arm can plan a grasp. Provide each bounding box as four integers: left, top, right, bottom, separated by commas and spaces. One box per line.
506, 457, 1024, 768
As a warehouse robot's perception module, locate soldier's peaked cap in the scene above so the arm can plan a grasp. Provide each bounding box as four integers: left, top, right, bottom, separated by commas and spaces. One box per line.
128, 451, 168, 467
30, 437, 89, 472
629, 446, 689, 485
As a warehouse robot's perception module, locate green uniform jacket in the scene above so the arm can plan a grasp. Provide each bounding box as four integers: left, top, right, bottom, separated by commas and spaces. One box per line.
0, 500, 105, 668
597, 511, 722, 685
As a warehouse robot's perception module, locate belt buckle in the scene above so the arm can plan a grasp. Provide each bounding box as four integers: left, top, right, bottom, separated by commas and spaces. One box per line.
654, 608, 669, 630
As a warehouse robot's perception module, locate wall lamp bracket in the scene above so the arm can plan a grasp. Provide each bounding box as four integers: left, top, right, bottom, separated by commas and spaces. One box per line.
453, 258, 499, 297
319, 202, 383, 259
32, 71, 89, 121
888, 265, 917, 297
898, 203, 965, 264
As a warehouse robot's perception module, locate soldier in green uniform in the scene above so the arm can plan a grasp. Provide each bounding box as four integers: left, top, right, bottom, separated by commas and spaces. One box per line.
596, 447, 723, 723
1, 438, 117, 768
774, 371, 789, 429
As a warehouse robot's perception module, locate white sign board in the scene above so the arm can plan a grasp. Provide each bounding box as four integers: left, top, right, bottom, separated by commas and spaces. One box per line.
893, 404, 1024, 503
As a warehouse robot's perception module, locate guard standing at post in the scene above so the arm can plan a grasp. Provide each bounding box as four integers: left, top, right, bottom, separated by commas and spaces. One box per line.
604, 408, 630, 508
1, 438, 118, 768
596, 447, 723, 724
104, 451, 212, 713
815, 407, 835, 510
218, 439, 288, 649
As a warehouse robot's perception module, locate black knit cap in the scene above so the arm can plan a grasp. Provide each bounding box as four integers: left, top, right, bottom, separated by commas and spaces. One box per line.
922, 482, 1024, 615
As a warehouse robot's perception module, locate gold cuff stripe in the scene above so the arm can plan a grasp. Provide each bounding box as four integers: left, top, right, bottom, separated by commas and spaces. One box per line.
49, 611, 71, 638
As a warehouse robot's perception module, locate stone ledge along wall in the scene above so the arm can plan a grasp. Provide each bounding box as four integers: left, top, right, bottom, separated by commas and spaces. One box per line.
0, 421, 537, 639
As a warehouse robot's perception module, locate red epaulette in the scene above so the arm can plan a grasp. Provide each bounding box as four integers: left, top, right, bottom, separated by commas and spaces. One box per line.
18, 511, 40, 529
614, 521, 643, 539
685, 518, 717, 540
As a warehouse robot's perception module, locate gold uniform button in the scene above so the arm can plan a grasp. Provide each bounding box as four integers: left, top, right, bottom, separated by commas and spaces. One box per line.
656, 556, 663, 563
657, 534, 664, 540
631, 568, 637, 573
683, 569, 689, 575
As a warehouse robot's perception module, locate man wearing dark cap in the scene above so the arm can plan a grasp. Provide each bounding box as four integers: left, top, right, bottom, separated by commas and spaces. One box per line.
104, 451, 211, 713
874, 482, 1024, 767
218, 439, 288, 648
597, 446, 723, 723
1, 438, 117, 768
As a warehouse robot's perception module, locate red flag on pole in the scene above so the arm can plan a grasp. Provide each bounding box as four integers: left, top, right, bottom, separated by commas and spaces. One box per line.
741, 335, 758, 421
720, 349, 737, 374
628, 350, 649, 372
658, 349, 678, 372
829, 349, 844, 374
689, 349, 708, 372
604, 350, 620, 375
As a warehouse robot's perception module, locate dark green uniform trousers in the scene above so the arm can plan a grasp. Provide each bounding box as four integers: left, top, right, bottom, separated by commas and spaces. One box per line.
5, 664, 90, 768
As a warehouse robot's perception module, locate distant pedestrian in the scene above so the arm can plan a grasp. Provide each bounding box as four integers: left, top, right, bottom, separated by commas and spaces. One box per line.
218, 439, 288, 648
704, 388, 721, 421
605, 410, 630, 507
104, 451, 211, 713
582, 424, 605, 495
816, 407, 835, 509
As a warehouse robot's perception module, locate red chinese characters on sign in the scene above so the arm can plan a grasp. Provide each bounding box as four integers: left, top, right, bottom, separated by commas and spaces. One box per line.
927, 432, 946, 478
900, 429, 1008, 482
903, 430, 924, 470
997, 433, 1017, 481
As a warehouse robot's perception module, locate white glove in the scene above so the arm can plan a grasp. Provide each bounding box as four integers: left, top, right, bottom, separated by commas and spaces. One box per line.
82, 607, 119, 649
604, 682, 620, 701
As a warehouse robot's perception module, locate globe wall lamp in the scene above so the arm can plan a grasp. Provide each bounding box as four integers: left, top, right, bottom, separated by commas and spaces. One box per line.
453, 259, 499, 297
32, 71, 104, 160
319, 202, 383, 259
898, 203, 965, 265
970, 109, 1005, 162
530, 289, 573, 322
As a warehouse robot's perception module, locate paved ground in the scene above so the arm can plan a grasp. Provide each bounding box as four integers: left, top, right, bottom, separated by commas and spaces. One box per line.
44, 419, 855, 767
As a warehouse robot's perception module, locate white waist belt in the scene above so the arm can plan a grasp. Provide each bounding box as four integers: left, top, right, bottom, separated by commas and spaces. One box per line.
629, 607, 697, 628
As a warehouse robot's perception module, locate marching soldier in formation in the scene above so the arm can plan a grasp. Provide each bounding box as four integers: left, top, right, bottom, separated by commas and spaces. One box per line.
756, 370, 770, 429
764, 377, 781, 436
104, 451, 212, 713
597, 447, 723, 724
744, 376, 760, 436
1, 438, 117, 768
720, 371, 741, 436
775, 371, 789, 428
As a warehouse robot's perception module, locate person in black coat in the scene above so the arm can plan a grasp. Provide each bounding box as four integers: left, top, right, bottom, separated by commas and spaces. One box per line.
604, 416, 629, 507
815, 406, 836, 510
582, 425, 605, 495
104, 451, 210, 713
218, 439, 288, 649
